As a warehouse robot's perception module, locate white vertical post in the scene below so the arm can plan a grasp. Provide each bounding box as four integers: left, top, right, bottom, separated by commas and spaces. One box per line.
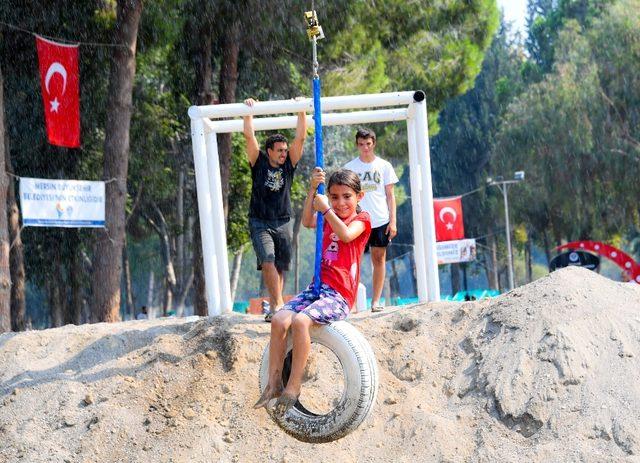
406, 116, 428, 302
205, 132, 233, 313
413, 99, 441, 301
191, 119, 221, 315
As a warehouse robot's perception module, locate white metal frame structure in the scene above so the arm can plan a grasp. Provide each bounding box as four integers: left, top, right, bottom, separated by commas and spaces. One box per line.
188, 91, 440, 316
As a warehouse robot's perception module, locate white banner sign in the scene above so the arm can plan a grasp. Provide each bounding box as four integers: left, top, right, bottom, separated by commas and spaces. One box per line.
20, 178, 105, 228
437, 238, 477, 265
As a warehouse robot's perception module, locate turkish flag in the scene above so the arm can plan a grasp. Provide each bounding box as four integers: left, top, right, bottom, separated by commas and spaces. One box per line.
433, 196, 465, 242
36, 35, 80, 148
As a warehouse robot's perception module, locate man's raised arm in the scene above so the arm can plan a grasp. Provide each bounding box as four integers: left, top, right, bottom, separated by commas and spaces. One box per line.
243, 98, 260, 166
288, 109, 307, 167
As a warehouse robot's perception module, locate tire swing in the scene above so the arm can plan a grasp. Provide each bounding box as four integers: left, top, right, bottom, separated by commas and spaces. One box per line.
258, 321, 379, 443
257, 8, 378, 443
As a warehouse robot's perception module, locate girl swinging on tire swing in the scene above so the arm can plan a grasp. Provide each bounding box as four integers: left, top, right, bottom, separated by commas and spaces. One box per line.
254, 167, 371, 415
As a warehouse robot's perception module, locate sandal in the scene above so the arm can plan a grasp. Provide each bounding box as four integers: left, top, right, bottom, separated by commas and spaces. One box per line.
371, 305, 384, 313
264, 311, 274, 322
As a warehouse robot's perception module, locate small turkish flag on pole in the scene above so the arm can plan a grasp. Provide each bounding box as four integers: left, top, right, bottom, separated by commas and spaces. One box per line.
433, 196, 465, 242
35, 35, 80, 148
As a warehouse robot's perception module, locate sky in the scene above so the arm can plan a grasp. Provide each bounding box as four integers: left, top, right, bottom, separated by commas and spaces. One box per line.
497, 0, 528, 35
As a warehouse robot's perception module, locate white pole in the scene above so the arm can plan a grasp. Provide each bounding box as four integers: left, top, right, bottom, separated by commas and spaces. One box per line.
206, 109, 409, 134
413, 98, 441, 301
406, 116, 428, 302
205, 132, 233, 313
188, 90, 438, 305
188, 91, 416, 119
190, 119, 221, 315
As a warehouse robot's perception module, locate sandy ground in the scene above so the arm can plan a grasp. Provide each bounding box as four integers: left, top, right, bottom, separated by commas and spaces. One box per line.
1, 266, 640, 462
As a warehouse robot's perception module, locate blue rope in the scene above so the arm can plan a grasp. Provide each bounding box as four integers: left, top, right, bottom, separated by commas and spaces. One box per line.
312, 76, 324, 295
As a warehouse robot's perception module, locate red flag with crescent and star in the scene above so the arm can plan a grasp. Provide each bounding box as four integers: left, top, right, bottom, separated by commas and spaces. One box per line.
433, 196, 465, 242
35, 35, 80, 148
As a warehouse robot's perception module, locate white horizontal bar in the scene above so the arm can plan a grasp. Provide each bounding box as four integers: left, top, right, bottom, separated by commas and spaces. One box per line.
188, 91, 419, 119
206, 109, 409, 134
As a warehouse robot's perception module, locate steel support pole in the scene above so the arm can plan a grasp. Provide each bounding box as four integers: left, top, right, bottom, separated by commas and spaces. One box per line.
406, 116, 427, 302
413, 98, 440, 301
205, 132, 233, 312
190, 119, 220, 315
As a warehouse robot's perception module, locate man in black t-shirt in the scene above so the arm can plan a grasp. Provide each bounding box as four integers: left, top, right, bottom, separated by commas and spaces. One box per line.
243, 98, 307, 321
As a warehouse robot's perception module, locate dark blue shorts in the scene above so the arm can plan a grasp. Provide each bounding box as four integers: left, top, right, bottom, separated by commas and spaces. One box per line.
283, 283, 350, 325
249, 217, 292, 272
365, 222, 390, 251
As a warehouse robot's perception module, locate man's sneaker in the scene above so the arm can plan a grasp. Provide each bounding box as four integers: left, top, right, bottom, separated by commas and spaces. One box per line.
261, 300, 270, 315
262, 300, 273, 322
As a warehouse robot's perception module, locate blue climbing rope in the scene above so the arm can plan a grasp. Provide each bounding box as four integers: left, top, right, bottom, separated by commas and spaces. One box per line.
312, 75, 324, 295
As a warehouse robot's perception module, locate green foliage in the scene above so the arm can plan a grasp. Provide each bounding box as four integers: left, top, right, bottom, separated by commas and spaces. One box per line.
320, 0, 500, 131
431, 22, 524, 239
525, 0, 615, 76
493, 0, 640, 251
227, 133, 251, 251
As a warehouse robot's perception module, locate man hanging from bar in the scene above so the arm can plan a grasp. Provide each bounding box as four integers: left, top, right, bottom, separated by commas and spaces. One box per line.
243, 98, 308, 322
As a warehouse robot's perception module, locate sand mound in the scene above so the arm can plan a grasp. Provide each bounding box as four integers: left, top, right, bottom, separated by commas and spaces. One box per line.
1, 267, 639, 462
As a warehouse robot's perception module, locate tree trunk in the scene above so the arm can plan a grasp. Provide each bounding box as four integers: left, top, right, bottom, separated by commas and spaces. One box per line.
193, 214, 208, 316
145, 204, 177, 315
123, 236, 135, 320
217, 19, 241, 224
147, 270, 154, 313
162, 278, 171, 316
525, 231, 533, 283
176, 268, 194, 317
7, 177, 25, 331
191, 25, 215, 318
49, 256, 65, 328
176, 168, 185, 290
3, 78, 25, 332
69, 234, 83, 325
186, 214, 194, 268
61, 229, 83, 325
230, 244, 245, 303
542, 230, 552, 266
90, 0, 143, 323
487, 232, 499, 290
0, 62, 11, 332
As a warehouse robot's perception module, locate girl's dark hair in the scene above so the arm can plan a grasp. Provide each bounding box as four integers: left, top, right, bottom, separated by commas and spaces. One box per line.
328, 169, 362, 193
327, 169, 363, 213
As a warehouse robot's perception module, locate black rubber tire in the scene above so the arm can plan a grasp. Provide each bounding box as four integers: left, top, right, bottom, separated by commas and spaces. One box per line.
258, 321, 378, 443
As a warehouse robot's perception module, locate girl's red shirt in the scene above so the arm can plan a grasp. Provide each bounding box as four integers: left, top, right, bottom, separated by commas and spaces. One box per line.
320, 211, 371, 307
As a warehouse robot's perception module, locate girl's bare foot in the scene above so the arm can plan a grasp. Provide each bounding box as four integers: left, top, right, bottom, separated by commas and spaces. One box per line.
253, 382, 283, 409
274, 391, 300, 416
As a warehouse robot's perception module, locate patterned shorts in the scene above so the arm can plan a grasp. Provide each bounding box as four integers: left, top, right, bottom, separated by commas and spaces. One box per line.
283, 283, 350, 325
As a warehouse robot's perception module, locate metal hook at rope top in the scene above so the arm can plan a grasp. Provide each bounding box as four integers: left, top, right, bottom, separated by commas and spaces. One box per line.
304, 9, 324, 77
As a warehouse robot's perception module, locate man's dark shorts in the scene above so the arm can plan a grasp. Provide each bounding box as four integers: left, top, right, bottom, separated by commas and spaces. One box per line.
365, 222, 390, 252
249, 217, 292, 272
